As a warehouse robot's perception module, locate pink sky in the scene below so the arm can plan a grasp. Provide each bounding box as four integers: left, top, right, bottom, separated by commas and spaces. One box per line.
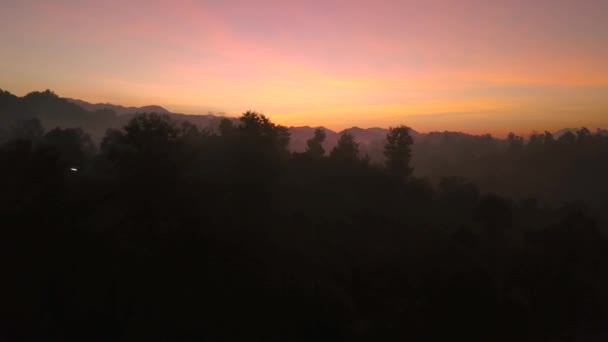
1, 0, 607, 135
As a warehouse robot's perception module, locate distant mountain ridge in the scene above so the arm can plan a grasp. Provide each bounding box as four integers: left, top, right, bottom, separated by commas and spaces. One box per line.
0, 90, 231, 143
2, 89, 605, 154
56, 94, 425, 152
65, 98, 171, 116
287, 126, 420, 153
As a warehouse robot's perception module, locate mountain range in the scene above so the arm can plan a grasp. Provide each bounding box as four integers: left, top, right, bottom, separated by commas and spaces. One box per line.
1, 89, 420, 152
2, 89, 605, 154
63, 96, 423, 152
65, 98, 172, 116
62, 97, 425, 152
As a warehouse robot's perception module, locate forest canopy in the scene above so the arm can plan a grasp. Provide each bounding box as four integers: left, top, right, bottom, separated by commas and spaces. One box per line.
1, 91, 608, 341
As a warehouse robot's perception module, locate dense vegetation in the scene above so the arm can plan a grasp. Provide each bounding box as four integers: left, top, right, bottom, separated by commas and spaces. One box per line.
1, 91, 608, 340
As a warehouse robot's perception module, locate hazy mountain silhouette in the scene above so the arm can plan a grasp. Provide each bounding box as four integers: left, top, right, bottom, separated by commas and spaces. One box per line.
2, 89, 425, 155
65, 97, 235, 134
289, 126, 421, 153
0, 89, 120, 141
2, 88, 605, 163
0, 89, 235, 142
67, 97, 423, 154
65, 98, 172, 115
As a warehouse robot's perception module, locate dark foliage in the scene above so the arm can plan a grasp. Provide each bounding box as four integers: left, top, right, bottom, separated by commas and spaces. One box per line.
384, 125, 414, 182
305, 128, 326, 159
1, 108, 608, 341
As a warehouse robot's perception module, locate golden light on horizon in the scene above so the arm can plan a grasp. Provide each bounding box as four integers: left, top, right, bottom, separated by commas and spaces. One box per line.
1, 0, 607, 136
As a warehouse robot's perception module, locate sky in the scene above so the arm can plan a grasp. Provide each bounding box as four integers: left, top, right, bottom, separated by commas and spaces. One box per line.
1, 0, 607, 135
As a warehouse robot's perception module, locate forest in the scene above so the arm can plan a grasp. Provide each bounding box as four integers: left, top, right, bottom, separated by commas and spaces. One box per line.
1, 90, 608, 341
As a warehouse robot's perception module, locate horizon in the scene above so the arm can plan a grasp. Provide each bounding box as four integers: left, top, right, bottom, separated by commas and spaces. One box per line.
1, 1, 607, 136
5, 87, 606, 139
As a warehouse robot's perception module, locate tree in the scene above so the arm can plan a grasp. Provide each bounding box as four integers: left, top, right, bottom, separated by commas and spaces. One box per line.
238, 111, 290, 153
44, 127, 96, 168
576, 127, 591, 144
231, 111, 291, 188
507, 132, 524, 151
99, 114, 182, 182
100, 128, 127, 155
528, 132, 543, 149
124, 113, 178, 148
305, 128, 326, 158
330, 132, 359, 163
384, 125, 414, 180
558, 131, 576, 145
179, 121, 207, 145
219, 118, 235, 136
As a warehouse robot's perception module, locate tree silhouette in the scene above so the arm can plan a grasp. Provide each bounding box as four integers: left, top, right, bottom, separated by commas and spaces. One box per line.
558, 131, 576, 145
507, 132, 524, 151
384, 125, 413, 181
44, 127, 96, 169
305, 128, 326, 158
330, 132, 359, 163
123, 113, 178, 152
222, 111, 292, 206
219, 117, 235, 136
576, 127, 591, 144
238, 111, 290, 153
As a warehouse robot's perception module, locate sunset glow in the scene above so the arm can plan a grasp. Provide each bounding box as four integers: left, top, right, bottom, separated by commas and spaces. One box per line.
1, 0, 607, 135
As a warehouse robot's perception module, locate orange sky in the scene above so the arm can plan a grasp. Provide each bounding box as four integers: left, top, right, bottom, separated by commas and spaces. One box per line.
1, 0, 607, 136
